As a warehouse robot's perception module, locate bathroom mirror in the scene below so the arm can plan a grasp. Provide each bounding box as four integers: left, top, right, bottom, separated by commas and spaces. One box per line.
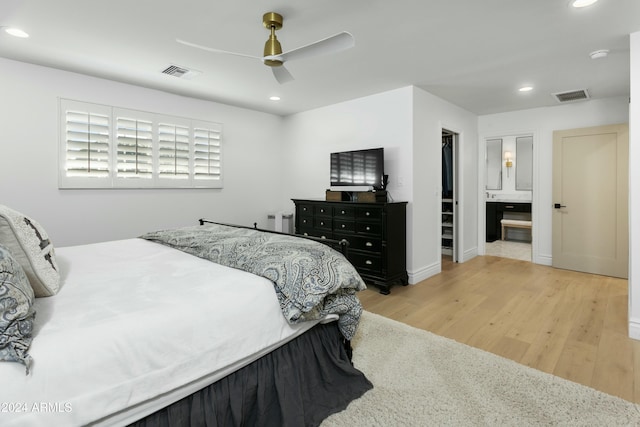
485, 138, 502, 190
516, 136, 533, 190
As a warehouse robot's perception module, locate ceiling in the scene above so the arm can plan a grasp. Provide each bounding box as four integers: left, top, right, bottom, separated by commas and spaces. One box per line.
0, 0, 638, 116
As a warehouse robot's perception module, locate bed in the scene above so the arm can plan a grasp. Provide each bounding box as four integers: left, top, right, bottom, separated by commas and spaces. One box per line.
0, 205, 372, 426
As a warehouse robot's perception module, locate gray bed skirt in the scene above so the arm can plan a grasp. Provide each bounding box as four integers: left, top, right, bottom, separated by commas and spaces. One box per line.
128, 321, 372, 427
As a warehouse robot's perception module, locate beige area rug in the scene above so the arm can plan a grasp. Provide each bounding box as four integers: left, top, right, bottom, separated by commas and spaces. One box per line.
322, 311, 640, 426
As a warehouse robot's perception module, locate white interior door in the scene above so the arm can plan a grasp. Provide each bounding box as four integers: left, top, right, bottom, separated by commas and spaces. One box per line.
552, 124, 628, 278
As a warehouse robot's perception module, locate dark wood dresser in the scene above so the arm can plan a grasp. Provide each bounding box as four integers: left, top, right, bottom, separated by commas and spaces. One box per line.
292, 199, 408, 294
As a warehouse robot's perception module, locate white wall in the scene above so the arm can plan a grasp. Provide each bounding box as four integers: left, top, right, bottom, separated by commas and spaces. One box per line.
478, 96, 629, 265
412, 87, 479, 279
281, 86, 478, 284
281, 86, 414, 266
4, 53, 634, 305
628, 31, 640, 339
281, 86, 414, 204
0, 58, 284, 246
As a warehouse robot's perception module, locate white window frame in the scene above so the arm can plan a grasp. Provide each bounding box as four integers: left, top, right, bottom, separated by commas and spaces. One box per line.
58, 99, 224, 189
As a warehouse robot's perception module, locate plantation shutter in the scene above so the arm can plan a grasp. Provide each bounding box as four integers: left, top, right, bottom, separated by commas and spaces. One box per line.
158, 122, 190, 180
59, 99, 112, 188
59, 99, 223, 189
64, 111, 110, 177
193, 123, 222, 186
116, 111, 153, 180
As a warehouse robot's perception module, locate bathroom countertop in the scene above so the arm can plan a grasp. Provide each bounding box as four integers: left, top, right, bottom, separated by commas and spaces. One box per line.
486, 199, 532, 203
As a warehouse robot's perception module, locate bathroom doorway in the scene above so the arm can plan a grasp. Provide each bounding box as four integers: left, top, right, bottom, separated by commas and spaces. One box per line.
484, 134, 533, 262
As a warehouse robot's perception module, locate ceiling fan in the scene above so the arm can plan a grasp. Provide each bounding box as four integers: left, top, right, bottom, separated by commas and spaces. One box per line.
176, 12, 354, 84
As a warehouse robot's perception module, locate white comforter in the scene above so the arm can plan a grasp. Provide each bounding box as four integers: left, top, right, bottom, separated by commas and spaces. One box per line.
0, 239, 329, 426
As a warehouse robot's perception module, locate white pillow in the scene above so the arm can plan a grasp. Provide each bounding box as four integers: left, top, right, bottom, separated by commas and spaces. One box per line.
0, 205, 60, 297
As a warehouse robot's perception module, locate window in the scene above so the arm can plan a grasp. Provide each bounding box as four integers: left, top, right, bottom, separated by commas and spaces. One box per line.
158, 122, 190, 180
193, 123, 222, 185
59, 99, 223, 189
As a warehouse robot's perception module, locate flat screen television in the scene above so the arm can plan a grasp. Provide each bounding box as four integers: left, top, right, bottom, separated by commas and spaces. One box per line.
330, 147, 384, 189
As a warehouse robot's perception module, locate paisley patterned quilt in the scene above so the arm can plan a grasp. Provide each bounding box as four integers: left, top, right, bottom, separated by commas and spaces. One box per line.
140, 223, 366, 340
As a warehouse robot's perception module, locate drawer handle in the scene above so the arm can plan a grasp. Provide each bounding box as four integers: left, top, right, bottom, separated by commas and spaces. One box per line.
341, 224, 346, 228
341, 210, 346, 214
365, 260, 373, 265
303, 207, 307, 211
303, 232, 308, 236
505, 206, 514, 209
321, 235, 327, 239
366, 226, 371, 231
365, 212, 370, 216
365, 242, 373, 247
320, 209, 325, 213
302, 219, 307, 224
320, 221, 325, 226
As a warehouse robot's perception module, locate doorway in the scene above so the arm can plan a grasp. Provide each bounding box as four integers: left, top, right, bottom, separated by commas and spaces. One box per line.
484, 134, 533, 262
442, 129, 458, 262
552, 123, 628, 278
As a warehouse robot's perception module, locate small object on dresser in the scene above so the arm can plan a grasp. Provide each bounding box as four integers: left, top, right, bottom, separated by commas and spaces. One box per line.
356, 191, 387, 203
326, 190, 350, 201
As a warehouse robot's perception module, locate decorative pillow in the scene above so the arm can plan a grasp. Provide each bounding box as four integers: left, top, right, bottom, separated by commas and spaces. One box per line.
0, 244, 36, 374
0, 205, 60, 297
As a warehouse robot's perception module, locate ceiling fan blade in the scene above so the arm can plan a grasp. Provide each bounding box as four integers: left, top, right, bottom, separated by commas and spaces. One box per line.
272, 65, 294, 84
176, 39, 262, 61
269, 31, 354, 63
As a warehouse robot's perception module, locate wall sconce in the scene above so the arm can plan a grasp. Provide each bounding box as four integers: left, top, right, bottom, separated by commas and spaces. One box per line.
504, 151, 513, 177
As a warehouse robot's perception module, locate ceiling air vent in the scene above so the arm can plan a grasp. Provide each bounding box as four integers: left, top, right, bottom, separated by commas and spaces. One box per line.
552, 89, 590, 103
161, 65, 201, 80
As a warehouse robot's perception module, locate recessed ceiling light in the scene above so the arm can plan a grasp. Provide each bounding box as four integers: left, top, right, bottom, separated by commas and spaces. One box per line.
519, 86, 534, 92
571, 0, 598, 8
4, 27, 29, 38
269, 96, 281, 101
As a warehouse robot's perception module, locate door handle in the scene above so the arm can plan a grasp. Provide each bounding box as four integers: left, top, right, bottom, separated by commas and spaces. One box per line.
554, 203, 566, 209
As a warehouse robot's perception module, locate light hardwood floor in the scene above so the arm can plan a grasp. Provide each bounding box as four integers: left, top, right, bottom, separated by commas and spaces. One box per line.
358, 255, 640, 404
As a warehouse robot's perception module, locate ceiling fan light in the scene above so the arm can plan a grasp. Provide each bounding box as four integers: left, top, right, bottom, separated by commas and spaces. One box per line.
263, 36, 283, 67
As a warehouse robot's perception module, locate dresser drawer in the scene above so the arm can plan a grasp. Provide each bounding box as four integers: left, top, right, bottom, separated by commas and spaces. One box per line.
298, 216, 313, 228
297, 204, 314, 216
356, 206, 383, 221
314, 205, 332, 217
299, 229, 333, 240
501, 203, 531, 213
334, 206, 355, 219
314, 217, 332, 230
349, 252, 382, 273
334, 219, 355, 233
356, 222, 382, 235
348, 235, 382, 252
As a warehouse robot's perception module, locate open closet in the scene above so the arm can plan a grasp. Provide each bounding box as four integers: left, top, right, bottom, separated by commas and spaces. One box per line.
442, 130, 458, 262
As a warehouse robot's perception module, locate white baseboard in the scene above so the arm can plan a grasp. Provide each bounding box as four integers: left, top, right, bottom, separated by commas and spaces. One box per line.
408, 261, 441, 284
409, 248, 479, 284
629, 318, 640, 341
535, 253, 552, 266
461, 247, 478, 263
